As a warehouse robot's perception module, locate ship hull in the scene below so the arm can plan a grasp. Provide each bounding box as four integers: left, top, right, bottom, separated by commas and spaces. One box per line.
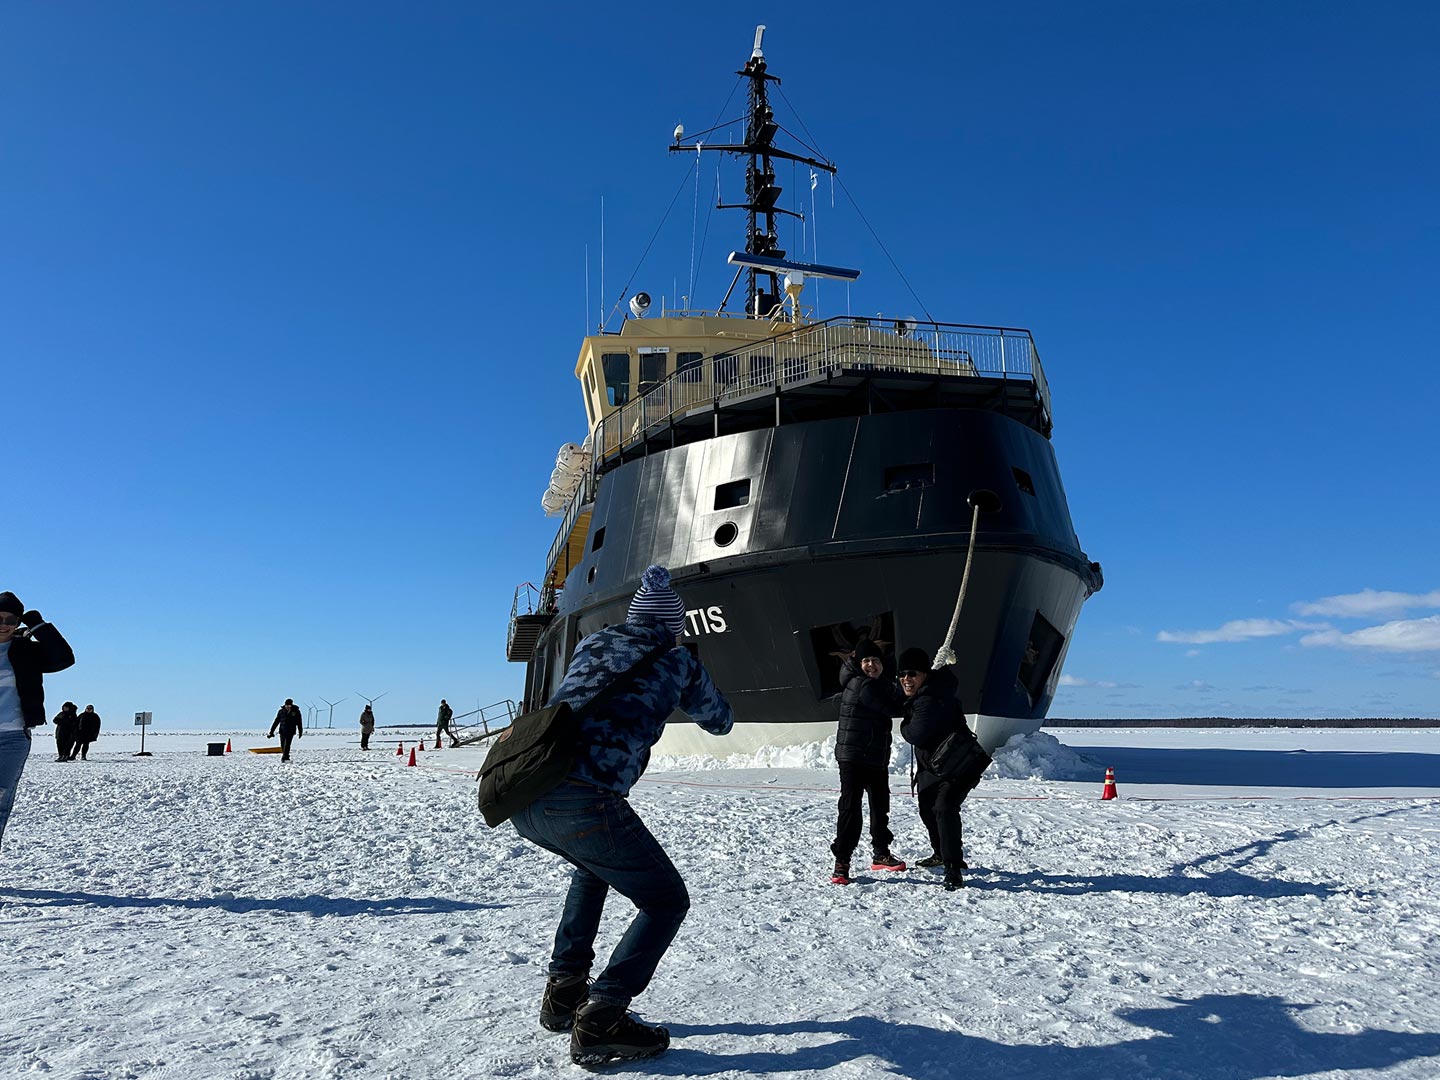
525, 407, 1099, 754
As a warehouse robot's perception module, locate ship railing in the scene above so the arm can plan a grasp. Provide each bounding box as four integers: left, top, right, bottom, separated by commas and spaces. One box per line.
593, 316, 1049, 461
544, 467, 596, 577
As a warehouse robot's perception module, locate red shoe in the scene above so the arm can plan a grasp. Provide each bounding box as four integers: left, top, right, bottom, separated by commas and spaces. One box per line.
830, 859, 851, 885
871, 853, 906, 872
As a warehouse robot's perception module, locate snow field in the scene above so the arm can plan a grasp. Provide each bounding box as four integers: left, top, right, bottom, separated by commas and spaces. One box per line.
2, 732, 1439, 1079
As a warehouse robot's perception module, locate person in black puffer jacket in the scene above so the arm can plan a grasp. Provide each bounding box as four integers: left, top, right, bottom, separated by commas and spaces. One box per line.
898, 646, 983, 891
829, 639, 906, 884
1, 591, 76, 850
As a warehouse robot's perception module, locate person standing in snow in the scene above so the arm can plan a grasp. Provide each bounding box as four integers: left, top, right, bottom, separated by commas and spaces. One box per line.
830, 638, 907, 885
0, 592, 76, 850
510, 564, 733, 1066
74, 704, 102, 760
436, 699, 457, 747
898, 646, 981, 891
359, 704, 375, 750
53, 701, 80, 762
268, 699, 303, 762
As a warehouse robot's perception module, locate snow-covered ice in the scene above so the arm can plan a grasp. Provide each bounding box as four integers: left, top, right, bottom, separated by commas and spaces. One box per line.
3, 727, 1439, 1079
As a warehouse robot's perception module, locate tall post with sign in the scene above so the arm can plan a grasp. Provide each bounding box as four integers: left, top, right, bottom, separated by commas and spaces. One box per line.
134, 711, 153, 757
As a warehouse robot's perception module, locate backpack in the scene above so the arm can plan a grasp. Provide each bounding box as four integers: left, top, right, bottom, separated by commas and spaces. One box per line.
477, 643, 671, 827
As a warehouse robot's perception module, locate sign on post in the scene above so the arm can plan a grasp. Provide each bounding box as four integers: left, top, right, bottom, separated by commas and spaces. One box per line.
134, 711, 154, 756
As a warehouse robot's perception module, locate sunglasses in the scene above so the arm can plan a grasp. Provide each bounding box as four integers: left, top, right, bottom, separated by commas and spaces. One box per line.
898, 669, 926, 678
0, 615, 20, 627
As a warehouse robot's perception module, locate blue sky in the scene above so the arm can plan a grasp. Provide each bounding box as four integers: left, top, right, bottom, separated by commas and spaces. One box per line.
5, 3, 1438, 728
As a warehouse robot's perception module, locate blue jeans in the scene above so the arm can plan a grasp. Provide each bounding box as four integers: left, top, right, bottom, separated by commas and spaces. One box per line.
0, 729, 33, 850
511, 780, 690, 1008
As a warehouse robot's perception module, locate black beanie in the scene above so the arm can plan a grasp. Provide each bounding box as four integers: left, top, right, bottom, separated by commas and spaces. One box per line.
897, 646, 932, 673
0, 592, 22, 617
853, 639, 882, 661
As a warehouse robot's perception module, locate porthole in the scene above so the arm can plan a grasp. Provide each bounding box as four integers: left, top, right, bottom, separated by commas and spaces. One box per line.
714, 522, 739, 547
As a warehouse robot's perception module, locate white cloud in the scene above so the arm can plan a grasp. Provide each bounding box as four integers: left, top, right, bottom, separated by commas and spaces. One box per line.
1293, 589, 1440, 619
1057, 674, 1132, 689
1157, 618, 1323, 645
1175, 679, 1214, 692
1299, 615, 1440, 653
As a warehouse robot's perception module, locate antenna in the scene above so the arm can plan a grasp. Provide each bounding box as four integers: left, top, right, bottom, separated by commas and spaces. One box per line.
752, 24, 765, 59
319, 695, 347, 730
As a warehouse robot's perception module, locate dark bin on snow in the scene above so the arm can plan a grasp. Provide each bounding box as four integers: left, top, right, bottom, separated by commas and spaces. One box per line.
207, 742, 226, 757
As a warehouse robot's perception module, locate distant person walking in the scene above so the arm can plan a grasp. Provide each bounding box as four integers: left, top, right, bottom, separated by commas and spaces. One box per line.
359, 704, 375, 750
898, 646, 982, 891
830, 638, 907, 885
53, 702, 80, 762
75, 704, 102, 760
436, 699, 456, 747
510, 564, 733, 1066
268, 699, 303, 762
0, 592, 76, 851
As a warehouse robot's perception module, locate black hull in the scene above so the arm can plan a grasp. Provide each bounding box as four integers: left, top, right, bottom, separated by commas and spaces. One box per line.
525, 407, 1100, 751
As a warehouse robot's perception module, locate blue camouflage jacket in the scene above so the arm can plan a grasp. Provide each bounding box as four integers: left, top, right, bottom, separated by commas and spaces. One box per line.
551, 617, 733, 795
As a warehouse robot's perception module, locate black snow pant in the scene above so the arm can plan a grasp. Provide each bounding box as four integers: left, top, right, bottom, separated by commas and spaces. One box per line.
279, 731, 295, 761
917, 775, 966, 866
56, 732, 76, 761
831, 761, 894, 861
360, 730, 371, 750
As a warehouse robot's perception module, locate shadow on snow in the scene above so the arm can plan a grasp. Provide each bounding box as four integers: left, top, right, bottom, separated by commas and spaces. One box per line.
659, 993, 1440, 1080
0, 888, 502, 916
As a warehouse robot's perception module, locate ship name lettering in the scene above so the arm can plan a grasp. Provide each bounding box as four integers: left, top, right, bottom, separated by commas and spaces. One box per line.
684, 606, 729, 636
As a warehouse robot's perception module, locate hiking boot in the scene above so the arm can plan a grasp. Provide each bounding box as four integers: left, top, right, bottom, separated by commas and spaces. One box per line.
871, 852, 906, 872
918, 852, 968, 869
830, 859, 851, 885
943, 864, 965, 891
539, 974, 589, 1032
570, 1001, 669, 1065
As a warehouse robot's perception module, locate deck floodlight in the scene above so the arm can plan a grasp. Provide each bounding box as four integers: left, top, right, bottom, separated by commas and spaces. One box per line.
629, 292, 652, 318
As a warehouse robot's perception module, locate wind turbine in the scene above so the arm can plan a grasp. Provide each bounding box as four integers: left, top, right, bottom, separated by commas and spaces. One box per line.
319, 695, 347, 730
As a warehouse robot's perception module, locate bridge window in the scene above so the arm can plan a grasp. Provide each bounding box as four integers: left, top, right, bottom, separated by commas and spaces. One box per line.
677, 352, 703, 383
639, 351, 668, 393
714, 352, 739, 390
602, 353, 630, 407
750, 353, 774, 385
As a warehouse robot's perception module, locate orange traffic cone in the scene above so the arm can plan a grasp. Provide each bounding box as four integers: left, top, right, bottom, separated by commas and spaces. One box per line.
416, 740, 424, 752
1101, 766, 1118, 800
396, 742, 404, 756
407, 747, 417, 767
225, 739, 232, 753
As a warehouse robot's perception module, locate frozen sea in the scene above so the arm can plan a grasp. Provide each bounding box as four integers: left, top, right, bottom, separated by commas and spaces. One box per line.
2, 726, 1438, 1079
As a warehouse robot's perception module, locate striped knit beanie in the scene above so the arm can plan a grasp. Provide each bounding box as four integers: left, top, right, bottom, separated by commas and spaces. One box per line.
626, 565, 687, 636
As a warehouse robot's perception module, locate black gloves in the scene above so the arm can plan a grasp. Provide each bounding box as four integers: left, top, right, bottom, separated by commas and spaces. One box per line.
21, 610, 43, 627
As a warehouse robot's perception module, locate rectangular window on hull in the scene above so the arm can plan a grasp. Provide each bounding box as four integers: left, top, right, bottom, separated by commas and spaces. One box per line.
1012, 467, 1036, 496
602, 353, 630, 407
715, 478, 751, 510
1018, 612, 1065, 703
806, 611, 895, 700
884, 463, 935, 493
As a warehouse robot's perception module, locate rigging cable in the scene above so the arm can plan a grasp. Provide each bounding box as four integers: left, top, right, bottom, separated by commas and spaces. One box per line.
774, 82, 933, 321
601, 155, 699, 331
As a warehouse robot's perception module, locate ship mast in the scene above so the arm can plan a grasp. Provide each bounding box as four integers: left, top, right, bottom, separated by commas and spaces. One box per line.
671, 26, 841, 317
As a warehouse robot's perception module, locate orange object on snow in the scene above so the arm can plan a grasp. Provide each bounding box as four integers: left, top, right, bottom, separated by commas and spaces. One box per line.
1101, 766, 1118, 801
407, 748, 417, 767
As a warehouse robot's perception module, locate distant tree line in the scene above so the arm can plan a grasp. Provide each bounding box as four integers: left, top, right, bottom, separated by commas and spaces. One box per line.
1045, 717, 1440, 728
